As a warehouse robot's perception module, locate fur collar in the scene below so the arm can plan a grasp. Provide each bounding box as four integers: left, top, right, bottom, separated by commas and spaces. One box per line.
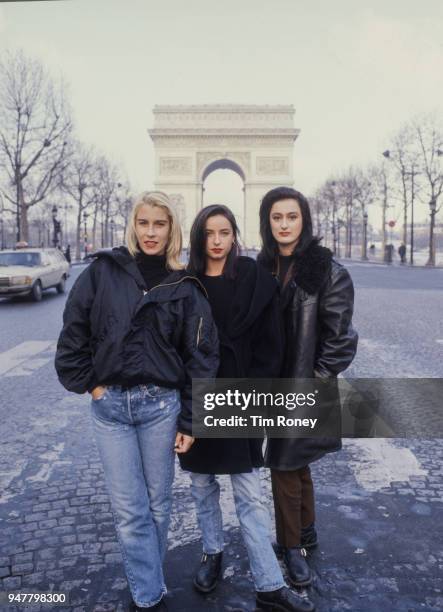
292, 240, 333, 295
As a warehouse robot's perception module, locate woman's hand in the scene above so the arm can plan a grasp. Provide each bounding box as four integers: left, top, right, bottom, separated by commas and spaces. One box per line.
174, 432, 195, 454
90, 385, 107, 401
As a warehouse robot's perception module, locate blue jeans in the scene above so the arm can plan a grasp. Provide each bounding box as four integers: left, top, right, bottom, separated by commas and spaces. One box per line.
91, 384, 180, 608
190, 470, 286, 592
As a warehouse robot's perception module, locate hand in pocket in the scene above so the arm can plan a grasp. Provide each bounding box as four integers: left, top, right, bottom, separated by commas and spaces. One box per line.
91, 385, 107, 401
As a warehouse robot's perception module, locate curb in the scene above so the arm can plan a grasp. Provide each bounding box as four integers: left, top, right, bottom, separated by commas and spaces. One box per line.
337, 258, 443, 269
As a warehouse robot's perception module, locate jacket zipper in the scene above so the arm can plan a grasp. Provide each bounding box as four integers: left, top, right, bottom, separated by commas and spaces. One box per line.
147, 275, 208, 298
196, 316, 203, 347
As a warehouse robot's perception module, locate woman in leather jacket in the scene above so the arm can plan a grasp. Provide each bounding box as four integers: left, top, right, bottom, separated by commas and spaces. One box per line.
257, 186, 358, 589
55, 192, 219, 611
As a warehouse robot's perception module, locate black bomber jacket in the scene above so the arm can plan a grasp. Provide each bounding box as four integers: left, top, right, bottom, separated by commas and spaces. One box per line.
55, 247, 220, 434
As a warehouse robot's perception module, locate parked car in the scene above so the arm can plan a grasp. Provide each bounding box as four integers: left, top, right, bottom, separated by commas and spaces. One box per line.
0, 248, 70, 302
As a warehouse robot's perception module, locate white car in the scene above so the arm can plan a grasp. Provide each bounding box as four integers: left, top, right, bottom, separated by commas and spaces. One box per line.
0, 248, 70, 301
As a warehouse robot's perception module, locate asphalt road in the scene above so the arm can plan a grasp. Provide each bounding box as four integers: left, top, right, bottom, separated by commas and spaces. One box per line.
0, 260, 442, 611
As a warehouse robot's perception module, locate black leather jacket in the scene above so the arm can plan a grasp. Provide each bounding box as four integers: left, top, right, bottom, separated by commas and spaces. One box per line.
55, 247, 219, 434
259, 241, 358, 470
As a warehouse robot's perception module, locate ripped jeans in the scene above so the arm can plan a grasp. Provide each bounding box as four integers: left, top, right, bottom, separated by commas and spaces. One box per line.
91, 384, 180, 608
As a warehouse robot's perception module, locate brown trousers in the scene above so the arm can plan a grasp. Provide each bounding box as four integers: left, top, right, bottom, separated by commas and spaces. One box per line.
271, 466, 316, 548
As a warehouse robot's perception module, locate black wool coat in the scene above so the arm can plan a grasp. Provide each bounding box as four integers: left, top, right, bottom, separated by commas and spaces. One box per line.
179, 257, 283, 475
259, 241, 358, 471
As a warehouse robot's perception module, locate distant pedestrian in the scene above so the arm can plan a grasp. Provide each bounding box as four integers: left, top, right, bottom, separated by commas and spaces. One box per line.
64, 244, 71, 264
398, 243, 406, 264
369, 244, 375, 255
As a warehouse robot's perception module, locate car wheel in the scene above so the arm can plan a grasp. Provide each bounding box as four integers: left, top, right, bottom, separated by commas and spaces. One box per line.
56, 276, 66, 294
31, 281, 43, 302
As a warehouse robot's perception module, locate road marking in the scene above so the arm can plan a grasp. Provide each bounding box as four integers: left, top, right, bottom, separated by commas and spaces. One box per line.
28, 443, 69, 483
0, 341, 55, 376
436, 339, 443, 344
4, 356, 54, 378
345, 439, 426, 492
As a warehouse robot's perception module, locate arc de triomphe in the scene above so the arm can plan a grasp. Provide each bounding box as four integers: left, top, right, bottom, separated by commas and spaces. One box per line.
148, 105, 300, 247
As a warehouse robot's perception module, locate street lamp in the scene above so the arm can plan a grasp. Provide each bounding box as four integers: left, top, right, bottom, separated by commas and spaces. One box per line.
361, 210, 368, 261
110, 218, 115, 247
83, 211, 89, 258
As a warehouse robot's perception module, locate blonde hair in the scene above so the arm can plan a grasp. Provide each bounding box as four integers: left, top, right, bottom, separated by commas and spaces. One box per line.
125, 191, 184, 270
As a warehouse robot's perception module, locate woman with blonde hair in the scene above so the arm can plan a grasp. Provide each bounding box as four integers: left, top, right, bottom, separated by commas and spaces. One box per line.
55, 191, 219, 610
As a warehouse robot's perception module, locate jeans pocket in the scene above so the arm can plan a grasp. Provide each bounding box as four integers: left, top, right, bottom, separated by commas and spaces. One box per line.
90, 387, 119, 423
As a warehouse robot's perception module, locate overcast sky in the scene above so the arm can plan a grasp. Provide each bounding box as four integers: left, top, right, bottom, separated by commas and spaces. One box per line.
0, 0, 442, 227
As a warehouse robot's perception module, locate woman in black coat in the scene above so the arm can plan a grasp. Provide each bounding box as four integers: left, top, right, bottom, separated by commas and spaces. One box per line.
180, 204, 315, 612
258, 186, 358, 589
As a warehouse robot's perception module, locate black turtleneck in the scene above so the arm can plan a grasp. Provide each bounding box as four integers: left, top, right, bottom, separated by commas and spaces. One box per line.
278, 254, 294, 287
199, 274, 235, 333
136, 252, 169, 290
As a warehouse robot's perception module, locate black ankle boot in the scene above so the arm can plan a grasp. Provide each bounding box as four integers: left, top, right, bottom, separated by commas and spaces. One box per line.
300, 524, 318, 549
193, 551, 223, 593
256, 586, 315, 612
284, 547, 312, 587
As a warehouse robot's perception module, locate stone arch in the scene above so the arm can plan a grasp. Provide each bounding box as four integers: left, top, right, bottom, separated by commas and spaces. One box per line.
149, 105, 300, 247
201, 157, 246, 183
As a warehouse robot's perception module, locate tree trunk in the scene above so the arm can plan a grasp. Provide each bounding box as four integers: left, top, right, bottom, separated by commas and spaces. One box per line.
381, 178, 388, 255
105, 200, 110, 247
19, 203, 29, 243
427, 209, 436, 266
92, 206, 98, 251
75, 208, 82, 262
345, 200, 352, 258
402, 176, 408, 246
348, 208, 353, 258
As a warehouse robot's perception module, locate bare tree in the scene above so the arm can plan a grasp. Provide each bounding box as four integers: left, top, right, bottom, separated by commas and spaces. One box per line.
92, 156, 122, 249
114, 181, 133, 243
312, 183, 336, 250
314, 175, 358, 257
60, 141, 99, 260
331, 169, 360, 258
350, 167, 374, 259
365, 158, 397, 255
413, 113, 443, 266
309, 193, 326, 238
384, 122, 423, 259
321, 179, 345, 255
0, 50, 72, 242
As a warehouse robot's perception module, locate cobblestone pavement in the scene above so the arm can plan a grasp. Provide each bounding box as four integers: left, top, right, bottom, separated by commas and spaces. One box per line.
0, 263, 442, 611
